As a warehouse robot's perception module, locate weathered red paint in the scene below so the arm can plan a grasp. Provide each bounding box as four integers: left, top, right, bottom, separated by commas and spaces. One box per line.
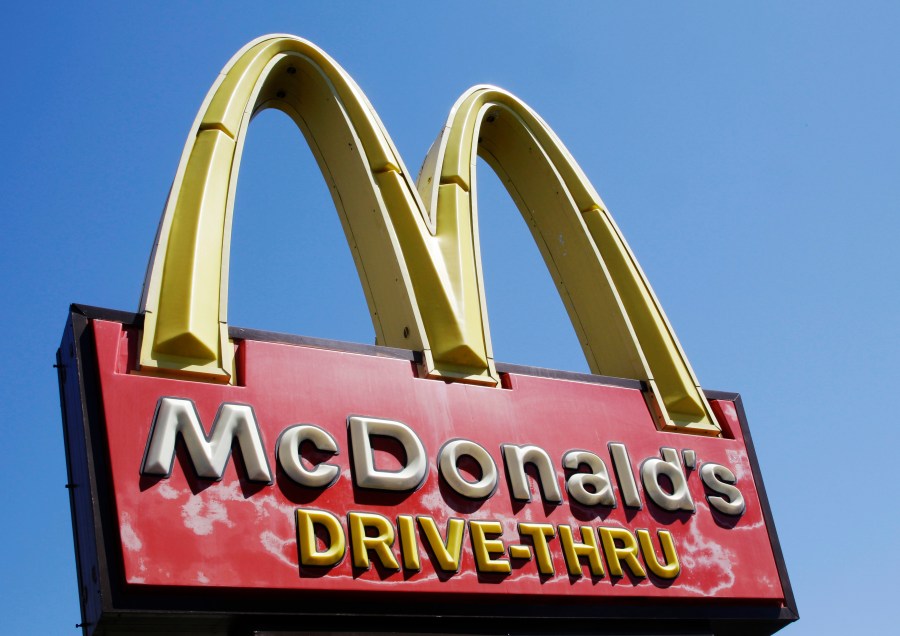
94, 319, 783, 602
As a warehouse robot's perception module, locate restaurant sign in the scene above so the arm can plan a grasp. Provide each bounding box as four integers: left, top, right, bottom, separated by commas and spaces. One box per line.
58, 35, 795, 635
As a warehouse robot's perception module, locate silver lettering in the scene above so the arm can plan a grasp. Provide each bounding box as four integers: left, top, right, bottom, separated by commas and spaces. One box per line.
502, 444, 562, 504
349, 416, 427, 491
142, 397, 271, 482
439, 439, 497, 499
563, 450, 616, 507
700, 462, 745, 516
277, 424, 340, 488
640, 447, 694, 512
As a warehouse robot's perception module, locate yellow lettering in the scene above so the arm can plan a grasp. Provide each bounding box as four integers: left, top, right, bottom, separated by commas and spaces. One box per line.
470, 520, 510, 574
598, 526, 646, 578
518, 522, 556, 575
397, 515, 420, 571
296, 508, 345, 567
636, 528, 680, 579
348, 512, 400, 570
418, 516, 465, 572
558, 524, 604, 577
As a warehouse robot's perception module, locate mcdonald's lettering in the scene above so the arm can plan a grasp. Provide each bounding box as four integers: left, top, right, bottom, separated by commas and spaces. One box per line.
140, 397, 746, 519
58, 34, 795, 634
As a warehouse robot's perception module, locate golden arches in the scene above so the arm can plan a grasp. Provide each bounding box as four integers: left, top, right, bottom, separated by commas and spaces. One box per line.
139, 34, 719, 434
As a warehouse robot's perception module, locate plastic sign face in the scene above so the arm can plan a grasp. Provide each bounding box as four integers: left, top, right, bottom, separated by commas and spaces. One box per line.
57, 316, 793, 620
57, 33, 795, 636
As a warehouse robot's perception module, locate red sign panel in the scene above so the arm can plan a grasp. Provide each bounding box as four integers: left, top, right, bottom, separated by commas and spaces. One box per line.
88, 317, 784, 603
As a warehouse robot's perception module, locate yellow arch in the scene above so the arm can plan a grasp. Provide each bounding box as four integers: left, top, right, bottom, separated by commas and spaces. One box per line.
139, 34, 495, 386
139, 34, 719, 434
418, 86, 718, 433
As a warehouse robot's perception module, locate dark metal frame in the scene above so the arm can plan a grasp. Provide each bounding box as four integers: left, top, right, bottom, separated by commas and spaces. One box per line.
58, 305, 797, 636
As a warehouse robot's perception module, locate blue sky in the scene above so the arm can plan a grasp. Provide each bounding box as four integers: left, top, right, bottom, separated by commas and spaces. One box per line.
2, 2, 898, 633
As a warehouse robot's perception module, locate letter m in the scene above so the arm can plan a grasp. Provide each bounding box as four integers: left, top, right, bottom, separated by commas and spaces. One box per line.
141, 397, 272, 483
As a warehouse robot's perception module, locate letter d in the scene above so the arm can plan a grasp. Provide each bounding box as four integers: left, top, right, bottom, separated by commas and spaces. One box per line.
349, 416, 427, 491
640, 448, 695, 512
296, 509, 346, 567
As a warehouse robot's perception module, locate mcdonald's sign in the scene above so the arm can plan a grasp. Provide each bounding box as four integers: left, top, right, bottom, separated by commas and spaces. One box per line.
57, 35, 796, 635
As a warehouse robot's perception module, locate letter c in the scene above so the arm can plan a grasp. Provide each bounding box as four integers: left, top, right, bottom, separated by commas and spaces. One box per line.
277, 424, 341, 488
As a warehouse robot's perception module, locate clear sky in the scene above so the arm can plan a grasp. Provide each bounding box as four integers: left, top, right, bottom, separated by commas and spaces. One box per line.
2, 2, 897, 634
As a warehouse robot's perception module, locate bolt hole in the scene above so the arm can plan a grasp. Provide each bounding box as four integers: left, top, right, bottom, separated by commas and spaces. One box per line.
403, 326, 410, 339
276, 90, 286, 99
286, 66, 297, 75
486, 114, 496, 123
